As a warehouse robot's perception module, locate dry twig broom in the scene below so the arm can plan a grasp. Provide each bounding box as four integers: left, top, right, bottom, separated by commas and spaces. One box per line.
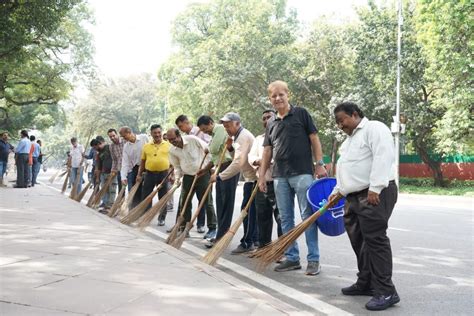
202, 184, 259, 266
117, 177, 143, 217
56, 169, 68, 182
86, 183, 100, 207
61, 169, 71, 193
75, 181, 92, 202
108, 186, 126, 218
136, 180, 181, 230
170, 146, 228, 249
251, 193, 343, 271
49, 169, 62, 183
91, 172, 117, 209
165, 153, 208, 244
120, 168, 173, 225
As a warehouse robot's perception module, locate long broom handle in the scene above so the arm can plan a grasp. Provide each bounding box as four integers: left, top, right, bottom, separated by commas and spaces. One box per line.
186, 144, 229, 228
227, 183, 259, 236
176, 152, 208, 220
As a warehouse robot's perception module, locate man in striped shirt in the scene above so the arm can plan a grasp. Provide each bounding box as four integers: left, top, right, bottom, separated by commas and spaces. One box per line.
108, 128, 124, 192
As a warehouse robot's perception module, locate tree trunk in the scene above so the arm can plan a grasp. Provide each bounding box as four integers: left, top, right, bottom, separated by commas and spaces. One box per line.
328, 137, 339, 177
415, 141, 445, 187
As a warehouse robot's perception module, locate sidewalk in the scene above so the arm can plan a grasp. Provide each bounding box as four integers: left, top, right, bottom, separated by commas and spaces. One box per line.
0, 184, 305, 316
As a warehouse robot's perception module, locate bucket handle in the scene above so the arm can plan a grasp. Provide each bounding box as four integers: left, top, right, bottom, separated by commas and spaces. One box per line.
331, 209, 344, 219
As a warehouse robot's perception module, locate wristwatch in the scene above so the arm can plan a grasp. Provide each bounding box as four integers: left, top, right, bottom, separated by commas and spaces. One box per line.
316, 159, 325, 166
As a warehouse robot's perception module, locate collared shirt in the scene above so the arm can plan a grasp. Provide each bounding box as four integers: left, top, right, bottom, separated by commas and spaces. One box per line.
264, 105, 317, 178
141, 141, 170, 172
85, 148, 97, 166
121, 134, 148, 179
97, 144, 113, 173
169, 135, 209, 179
219, 128, 257, 182
109, 139, 124, 172
248, 134, 273, 182
209, 124, 232, 166
189, 125, 211, 144
70, 144, 84, 168
15, 137, 31, 154
31, 143, 40, 158
0, 140, 13, 161
332, 117, 396, 196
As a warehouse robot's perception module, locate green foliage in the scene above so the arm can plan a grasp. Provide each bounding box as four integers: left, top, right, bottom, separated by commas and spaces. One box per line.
399, 177, 474, 196
0, 0, 95, 134
72, 74, 165, 135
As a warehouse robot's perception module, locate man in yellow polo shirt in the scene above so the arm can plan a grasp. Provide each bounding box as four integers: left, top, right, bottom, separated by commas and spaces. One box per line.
137, 124, 171, 226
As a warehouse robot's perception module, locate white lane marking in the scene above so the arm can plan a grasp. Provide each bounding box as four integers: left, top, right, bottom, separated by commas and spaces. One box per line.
389, 227, 411, 232
146, 227, 353, 316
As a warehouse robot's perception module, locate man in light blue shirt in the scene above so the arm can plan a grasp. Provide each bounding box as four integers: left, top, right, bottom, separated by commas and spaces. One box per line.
29, 135, 41, 186
15, 130, 31, 188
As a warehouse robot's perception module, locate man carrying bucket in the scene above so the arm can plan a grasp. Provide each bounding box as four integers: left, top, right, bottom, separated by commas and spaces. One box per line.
258, 80, 328, 275
329, 101, 399, 311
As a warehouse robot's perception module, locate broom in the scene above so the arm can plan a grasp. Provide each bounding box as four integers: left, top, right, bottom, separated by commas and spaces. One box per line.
75, 181, 92, 202
86, 183, 100, 207
117, 177, 143, 218
251, 193, 343, 271
135, 180, 181, 230
56, 169, 68, 182
120, 168, 173, 225
91, 172, 117, 209
165, 153, 208, 244
202, 184, 259, 266
108, 185, 126, 218
170, 145, 228, 249
61, 169, 71, 193
49, 169, 62, 183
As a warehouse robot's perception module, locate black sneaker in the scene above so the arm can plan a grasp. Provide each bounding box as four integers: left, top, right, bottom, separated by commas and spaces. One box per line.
342, 284, 374, 296
274, 260, 301, 272
365, 292, 400, 311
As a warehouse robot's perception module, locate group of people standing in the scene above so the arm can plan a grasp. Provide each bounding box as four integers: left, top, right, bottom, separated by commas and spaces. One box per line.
0, 130, 43, 188
6, 79, 399, 311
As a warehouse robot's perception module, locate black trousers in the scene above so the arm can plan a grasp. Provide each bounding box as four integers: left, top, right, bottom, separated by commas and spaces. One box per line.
142, 170, 169, 221
239, 181, 258, 248
255, 181, 283, 247
15, 153, 29, 188
215, 163, 239, 241
344, 181, 398, 295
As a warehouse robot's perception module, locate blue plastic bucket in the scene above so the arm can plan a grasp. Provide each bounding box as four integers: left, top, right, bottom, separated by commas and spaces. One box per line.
306, 178, 346, 236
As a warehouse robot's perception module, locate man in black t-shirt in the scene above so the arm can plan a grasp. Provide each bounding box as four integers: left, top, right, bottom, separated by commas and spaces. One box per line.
258, 80, 327, 276
91, 138, 117, 213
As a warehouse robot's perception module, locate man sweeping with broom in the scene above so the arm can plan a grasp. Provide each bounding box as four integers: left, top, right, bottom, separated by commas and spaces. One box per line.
328, 102, 399, 311
209, 112, 259, 254
166, 128, 216, 236
258, 80, 327, 276
91, 138, 117, 214
136, 124, 171, 226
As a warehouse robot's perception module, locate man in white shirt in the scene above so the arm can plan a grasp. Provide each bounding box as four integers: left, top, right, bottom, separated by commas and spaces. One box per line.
119, 126, 148, 208
248, 110, 282, 248
166, 128, 217, 237
69, 137, 84, 195
175, 114, 213, 233
329, 102, 399, 311
210, 112, 259, 254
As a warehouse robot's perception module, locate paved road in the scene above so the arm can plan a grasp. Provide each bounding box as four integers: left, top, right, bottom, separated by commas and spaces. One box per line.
38, 170, 474, 315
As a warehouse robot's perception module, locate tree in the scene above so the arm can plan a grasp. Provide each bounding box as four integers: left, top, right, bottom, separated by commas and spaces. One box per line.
158, 0, 300, 134
0, 0, 94, 134
72, 73, 165, 135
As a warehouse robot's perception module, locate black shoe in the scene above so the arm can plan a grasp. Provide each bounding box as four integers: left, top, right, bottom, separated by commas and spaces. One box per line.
365, 292, 400, 311
197, 225, 205, 233
205, 238, 216, 249
157, 219, 165, 226
342, 284, 374, 296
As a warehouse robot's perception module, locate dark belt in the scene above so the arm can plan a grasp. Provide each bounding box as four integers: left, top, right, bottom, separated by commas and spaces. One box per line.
347, 180, 396, 197
145, 169, 167, 174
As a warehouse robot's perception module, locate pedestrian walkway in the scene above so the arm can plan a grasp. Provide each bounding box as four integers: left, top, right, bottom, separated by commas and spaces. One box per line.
0, 184, 305, 315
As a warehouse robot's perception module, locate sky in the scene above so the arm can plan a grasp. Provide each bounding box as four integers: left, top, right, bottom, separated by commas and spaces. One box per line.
89, 0, 368, 78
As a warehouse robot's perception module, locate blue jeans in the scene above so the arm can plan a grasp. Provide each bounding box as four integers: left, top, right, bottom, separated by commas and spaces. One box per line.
100, 173, 117, 208
274, 174, 319, 262
0, 160, 6, 178
127, 165, 142, 208
70, 167, 83, 195
31, 158, 40, 185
